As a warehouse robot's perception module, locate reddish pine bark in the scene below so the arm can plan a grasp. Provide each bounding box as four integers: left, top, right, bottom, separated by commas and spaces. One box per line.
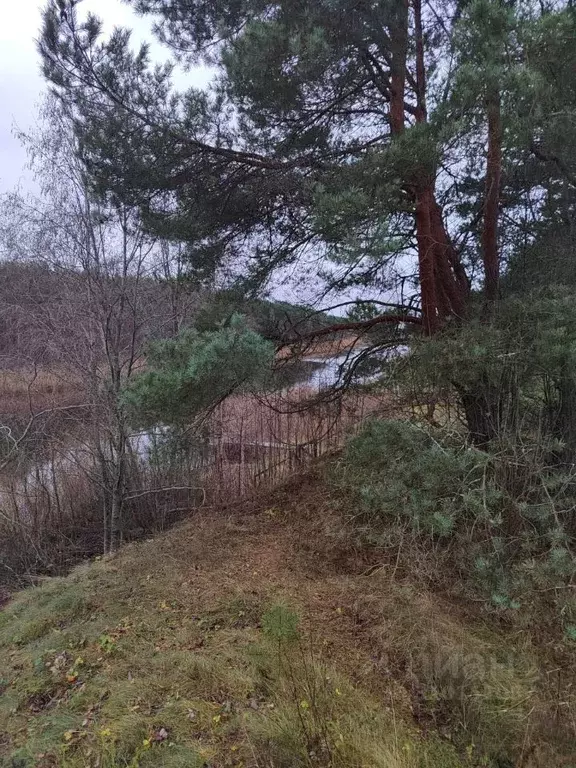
413, 0, 427, 123
392, 0, 438, 334
382, 0, 470, 334
389, 0, 410, 136
430, 199, 470, 302
410, 0, 468, 331
430, 200, 470, 319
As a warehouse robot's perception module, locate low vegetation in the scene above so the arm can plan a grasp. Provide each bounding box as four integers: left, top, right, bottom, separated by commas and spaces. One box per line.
334, 419, 576, 632
1, 458, 575, 767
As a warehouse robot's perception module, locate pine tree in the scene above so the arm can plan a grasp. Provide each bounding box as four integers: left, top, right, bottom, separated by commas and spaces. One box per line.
39, 0, 576, 437
39, 1, 573, 323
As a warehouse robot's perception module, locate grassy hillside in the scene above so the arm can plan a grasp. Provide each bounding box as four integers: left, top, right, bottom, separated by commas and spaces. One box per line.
0, 465, 574, 768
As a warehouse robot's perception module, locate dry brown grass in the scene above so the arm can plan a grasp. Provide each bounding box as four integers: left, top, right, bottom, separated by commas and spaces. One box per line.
203, 389, 391, 500
0, 367, 85, 415
277, 332, 365, 359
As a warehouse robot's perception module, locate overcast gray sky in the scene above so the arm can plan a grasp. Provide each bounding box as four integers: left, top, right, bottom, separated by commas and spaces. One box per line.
0, 2, 319, 305
0, 0, 211, 192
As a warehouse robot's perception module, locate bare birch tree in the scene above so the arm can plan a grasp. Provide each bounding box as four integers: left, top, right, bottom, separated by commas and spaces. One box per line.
0, 97, 174, 553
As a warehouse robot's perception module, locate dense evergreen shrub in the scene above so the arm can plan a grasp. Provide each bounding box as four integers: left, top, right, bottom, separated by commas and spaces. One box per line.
123, 313, 275, 427
335, 419, 576, 625
337, 420, 499, 537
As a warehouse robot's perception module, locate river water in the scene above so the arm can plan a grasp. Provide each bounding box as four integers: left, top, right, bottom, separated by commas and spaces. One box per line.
2, 349, 386, 519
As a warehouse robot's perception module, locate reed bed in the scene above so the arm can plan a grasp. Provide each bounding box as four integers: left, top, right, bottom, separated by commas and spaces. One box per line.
203, 388, 389, 501
0, 357, 393, 583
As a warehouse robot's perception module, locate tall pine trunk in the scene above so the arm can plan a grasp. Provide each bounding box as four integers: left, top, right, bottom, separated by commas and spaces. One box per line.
414, 186, 440, 335
462, 89, 504, 442
482, 88, 502, 308
392, 0, 469, 334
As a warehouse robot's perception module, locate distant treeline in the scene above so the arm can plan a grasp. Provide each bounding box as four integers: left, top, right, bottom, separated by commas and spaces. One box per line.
0, 262, 331, 368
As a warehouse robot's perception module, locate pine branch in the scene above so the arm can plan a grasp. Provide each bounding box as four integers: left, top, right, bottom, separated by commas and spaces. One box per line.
530, 141, 576, 189
280, 312, 421, 347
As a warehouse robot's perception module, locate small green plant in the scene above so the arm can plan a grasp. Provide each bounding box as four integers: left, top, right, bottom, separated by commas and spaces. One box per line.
123, 314, 275, 428
98, 634, 117, 655
262, 604, 300, 643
